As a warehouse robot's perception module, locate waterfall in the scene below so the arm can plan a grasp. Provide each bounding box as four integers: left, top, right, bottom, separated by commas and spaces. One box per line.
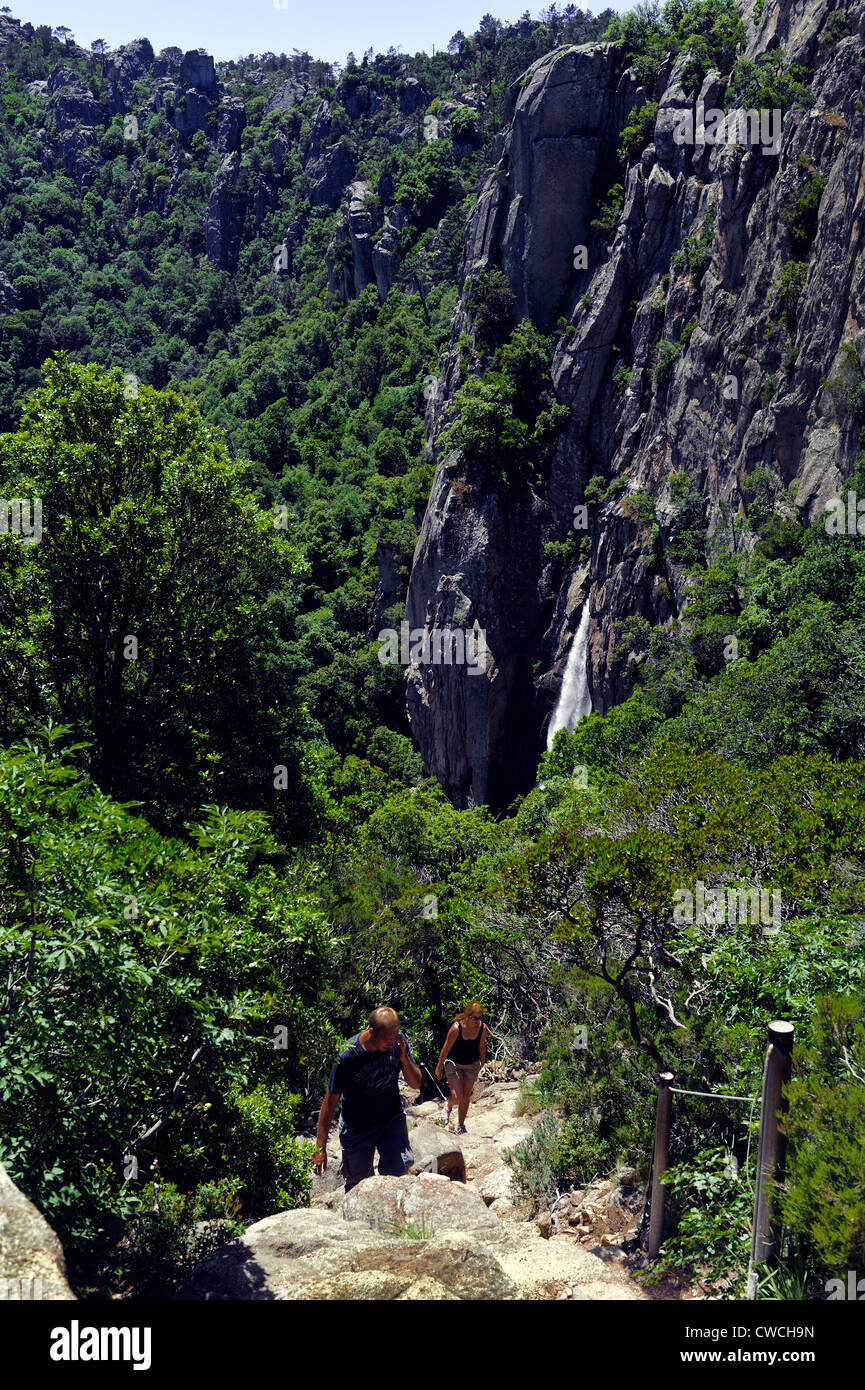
546, 602, 592, 750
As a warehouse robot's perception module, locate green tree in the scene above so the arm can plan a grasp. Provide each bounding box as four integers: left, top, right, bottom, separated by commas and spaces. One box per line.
0, 356, 303, 822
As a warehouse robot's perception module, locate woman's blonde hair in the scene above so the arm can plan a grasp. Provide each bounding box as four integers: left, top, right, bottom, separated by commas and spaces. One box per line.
457, 1001, 484, 1024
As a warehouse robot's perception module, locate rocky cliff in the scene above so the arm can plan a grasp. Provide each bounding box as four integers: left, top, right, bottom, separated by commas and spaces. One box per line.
406, 0, 865, 809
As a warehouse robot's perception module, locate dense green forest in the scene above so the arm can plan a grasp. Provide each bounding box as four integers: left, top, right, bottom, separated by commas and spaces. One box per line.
0, 2, 863, 1301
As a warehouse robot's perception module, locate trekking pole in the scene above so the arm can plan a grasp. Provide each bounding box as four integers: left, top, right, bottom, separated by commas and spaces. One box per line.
421, 1061, 448, 1101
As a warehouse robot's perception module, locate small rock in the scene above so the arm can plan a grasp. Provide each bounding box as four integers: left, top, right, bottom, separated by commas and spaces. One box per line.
536, 1212, 552, 1239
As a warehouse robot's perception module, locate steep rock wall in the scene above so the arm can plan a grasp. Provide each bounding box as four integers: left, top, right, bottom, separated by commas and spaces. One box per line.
407, 0, 865, 809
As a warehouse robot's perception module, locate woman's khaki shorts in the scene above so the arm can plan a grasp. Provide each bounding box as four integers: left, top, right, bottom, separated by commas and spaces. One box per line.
444, 1058, 482, 1093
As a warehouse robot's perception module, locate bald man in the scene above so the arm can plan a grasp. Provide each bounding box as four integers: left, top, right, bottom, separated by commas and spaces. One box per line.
313, 1007, 422, 1192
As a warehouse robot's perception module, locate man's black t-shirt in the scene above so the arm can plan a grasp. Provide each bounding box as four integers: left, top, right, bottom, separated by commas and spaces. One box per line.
329, 1033, 413, 1130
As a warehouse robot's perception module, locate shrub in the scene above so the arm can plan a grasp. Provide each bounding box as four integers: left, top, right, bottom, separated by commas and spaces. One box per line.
468, 268, 516, 347
725, 50, 813, 114
784, 171, 827, 257
761, 375, 777, 408
583, 475, 607, 507
590, 182, 624, 240
618, 100, 658, 163
824, 340, 865, 421
643, 1147, 753, 1293
113, 1177, 244, 1298
503, 1110, 562, 1208
612, 361, 633, 397
440, 321, 568, 480
682, 205, 716, 286
626, 489, 655, 528
654, 338, 683, 387
667, 471, 706, 566
217, 1083, 313, 1218
771, 261, 808, 330
781, 993, 865, 1272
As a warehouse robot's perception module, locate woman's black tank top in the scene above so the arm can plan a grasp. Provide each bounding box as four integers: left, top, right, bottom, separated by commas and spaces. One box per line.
449, 1020, 484, 1064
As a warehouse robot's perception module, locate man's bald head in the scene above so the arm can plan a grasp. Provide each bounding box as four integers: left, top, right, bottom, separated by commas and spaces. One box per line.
368, 1006, 400, 1037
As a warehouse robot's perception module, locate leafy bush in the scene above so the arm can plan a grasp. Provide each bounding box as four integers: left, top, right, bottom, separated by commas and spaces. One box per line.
613, 361, 633, 397
467, 268, 517, 348
654, 338, 683, 387
214, 1083, 313, 1218
0, 731, 330, 1273
771, 261, 808, 331
725, 50, 813, 113
666, 470, 706, 565
618, 100, 658, 163
781, 993, 865, 1272
644, 1147, 753, 1292
449, 105, 478, 143
783, 170, 827, 257
504, 1110, 563, 1208
440, 321, 568, 480
394, 140, 458, 231
681, 204, 716, 286
590, 182, 624, 240
115, 1177, 243, 1298
583, 475, 608, 507
824, 340, 865, 421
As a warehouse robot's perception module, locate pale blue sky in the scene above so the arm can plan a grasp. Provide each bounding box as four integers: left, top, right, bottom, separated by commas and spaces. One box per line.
7, 1, 630, 65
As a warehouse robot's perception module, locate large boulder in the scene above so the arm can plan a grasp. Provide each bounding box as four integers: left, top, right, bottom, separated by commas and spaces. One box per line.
399, 77, 428, 115
172, 86, 214, 137
0, 1160, 75, 1300
265, 78, 308, 115
58, 127, 99, 186
372, 204, 409, 301
326, 181, 376, 299
342, 1172, 504, 1241
49, 68, 102, 131
205, 153, 247, 269
406, 1124, 466, 1182
114, 38, 155, 89
177, 1203, 518, 1300
179, 50, 217, 96
217, 99, 246, 155
308, 140, 355, 209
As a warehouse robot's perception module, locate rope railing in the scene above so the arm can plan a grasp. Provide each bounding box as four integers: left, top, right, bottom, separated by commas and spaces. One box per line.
669, 1086, 757, 1102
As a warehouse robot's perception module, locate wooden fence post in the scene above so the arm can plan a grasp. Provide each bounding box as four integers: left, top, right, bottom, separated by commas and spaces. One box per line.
748, 1019, 794, 1298
648, 1071, 675, 1260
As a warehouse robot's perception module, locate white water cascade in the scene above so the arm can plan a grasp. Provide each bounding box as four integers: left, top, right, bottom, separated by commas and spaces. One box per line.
546, 602, 592, 750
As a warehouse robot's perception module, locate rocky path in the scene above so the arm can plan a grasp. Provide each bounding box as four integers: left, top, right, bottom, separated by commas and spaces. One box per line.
177, 1076, 659, 1299
404, 1080, 649, 1301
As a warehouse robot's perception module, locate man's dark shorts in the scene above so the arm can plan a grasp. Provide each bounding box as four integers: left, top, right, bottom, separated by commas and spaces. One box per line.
338, 1109, 415, 1192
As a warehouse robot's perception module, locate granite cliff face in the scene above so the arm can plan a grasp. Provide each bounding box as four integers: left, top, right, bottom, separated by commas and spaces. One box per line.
407, 0, 865, 809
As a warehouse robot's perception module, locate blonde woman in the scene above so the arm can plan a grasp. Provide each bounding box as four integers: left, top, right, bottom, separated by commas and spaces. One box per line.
435, 1002, 486, 1133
